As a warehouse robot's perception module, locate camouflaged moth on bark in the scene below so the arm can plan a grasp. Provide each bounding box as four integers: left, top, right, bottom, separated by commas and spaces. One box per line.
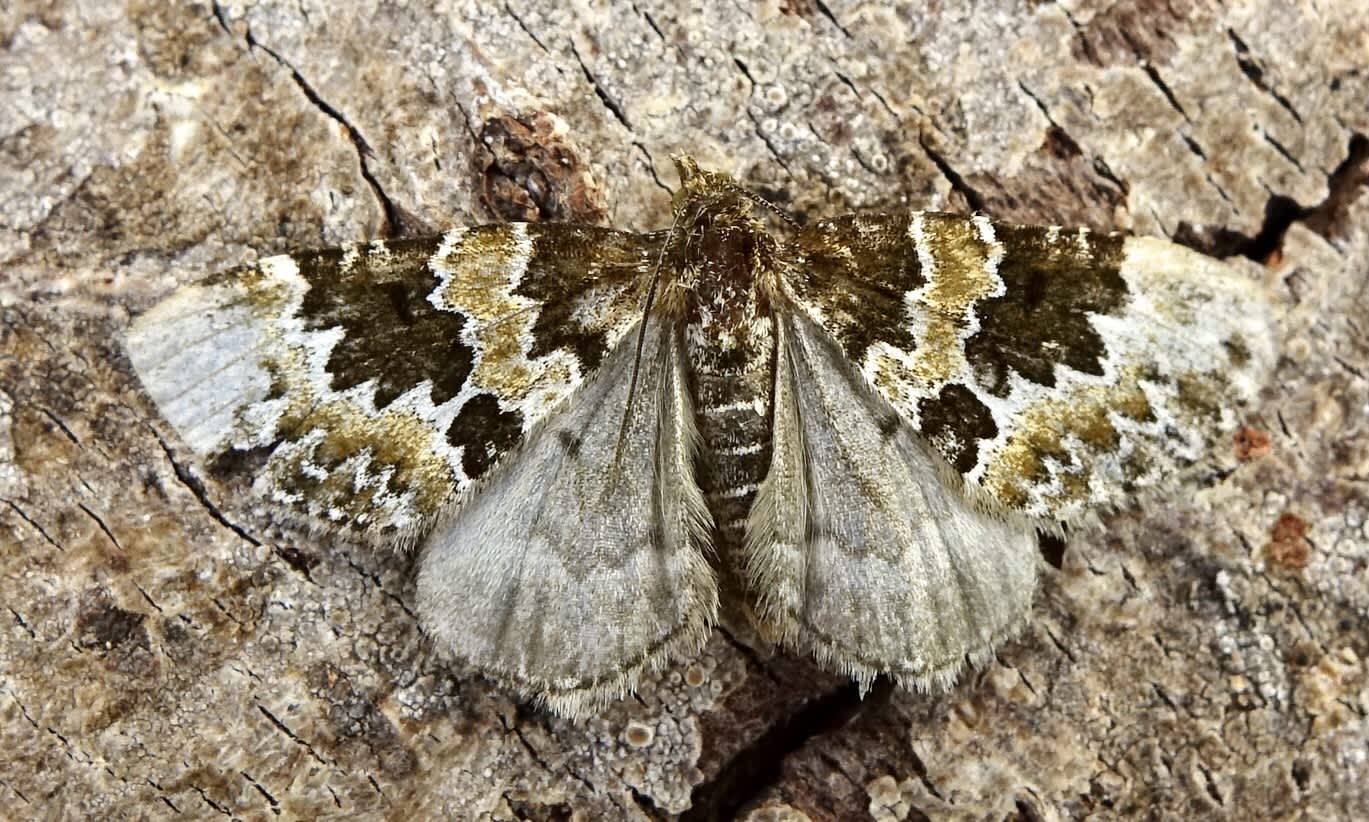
124, 155, 1276, 718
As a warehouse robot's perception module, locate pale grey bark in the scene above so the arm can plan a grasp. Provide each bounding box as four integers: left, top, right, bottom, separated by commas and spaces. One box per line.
2, 1, 1366, 818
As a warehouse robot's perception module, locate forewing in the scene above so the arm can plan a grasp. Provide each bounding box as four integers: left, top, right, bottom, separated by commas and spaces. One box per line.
745, 308, 1039, 689
784, 213, 1276, 521
415, 320, 717, 718
125, 224, 661, 538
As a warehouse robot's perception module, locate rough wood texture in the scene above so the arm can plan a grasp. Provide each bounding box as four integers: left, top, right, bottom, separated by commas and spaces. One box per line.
2, 1, 1366, 818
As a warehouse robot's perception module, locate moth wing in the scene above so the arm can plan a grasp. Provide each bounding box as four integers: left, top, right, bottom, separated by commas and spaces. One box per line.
125, 225, 662, 539
744, 308, 1039, 689
783, 213, 1276, 521
416, 320, 717, 718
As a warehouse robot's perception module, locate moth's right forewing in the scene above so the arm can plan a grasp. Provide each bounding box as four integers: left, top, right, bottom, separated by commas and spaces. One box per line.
125, 274, 284, 458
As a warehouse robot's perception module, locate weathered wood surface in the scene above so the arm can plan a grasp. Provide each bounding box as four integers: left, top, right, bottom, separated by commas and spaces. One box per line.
2, 1, 1366, 818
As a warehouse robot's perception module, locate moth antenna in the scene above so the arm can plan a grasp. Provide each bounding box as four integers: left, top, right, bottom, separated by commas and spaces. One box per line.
740, 185, 798, 228
608, 210, 682, 485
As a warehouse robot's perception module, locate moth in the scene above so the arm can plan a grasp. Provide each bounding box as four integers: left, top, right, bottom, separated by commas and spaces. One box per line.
125, 155, 1275, 717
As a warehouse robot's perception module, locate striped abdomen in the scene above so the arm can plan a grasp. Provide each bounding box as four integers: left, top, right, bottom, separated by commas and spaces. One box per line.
688, 312, 775, 547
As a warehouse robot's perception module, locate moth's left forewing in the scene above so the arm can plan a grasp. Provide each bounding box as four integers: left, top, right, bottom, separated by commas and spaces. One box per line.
968, 228, 1278, 520
125, 225, 661, 540
781, 213, 1277, 523
742, 212, 1276, 691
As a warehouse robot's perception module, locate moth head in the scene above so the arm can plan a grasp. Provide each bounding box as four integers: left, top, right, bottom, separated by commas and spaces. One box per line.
670, 153, 755, 227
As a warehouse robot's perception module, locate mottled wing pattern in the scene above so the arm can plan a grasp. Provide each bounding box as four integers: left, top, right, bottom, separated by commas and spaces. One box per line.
746, 308, 1040, 689
416, 320, 716, 717
783, 213, 1275, 521
125, 224, 662, 538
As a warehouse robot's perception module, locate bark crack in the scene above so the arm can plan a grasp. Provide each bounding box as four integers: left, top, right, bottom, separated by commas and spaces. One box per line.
682, 680, 867, 820
1197, 760, 1225, 806
344, 557, 416, 621
812, 0, 852, 38
192, 785, 233, 816
245, 32, 405, 236
77, 502, 122, 550
1175, 134, 1368, 261
145, 780, 180, 814
633, 141, 673, 194
209, 2, 232, 37
8, 606, 35, 638
3, 499, 65, 551
906, 743, 945, 802
153, 432, 255, 536
132, 581, 163, 614
503, 3, 552, 55
151, 430, 319, 581
240, 770, 282, 815
1042, 624, 1080, 663
1262, 131, 1307, 174
634, 4, 666, 42
40, 407, 81, 447
502, 712, 629, 814
918, 137, 986, 212
1227, 29, 1304, 124
734, 60, 794, 177
569, 42, 633, 131
1142, 63, 1190, 121
0, 777, 30, 805
1018, 80, 1131, 199
258, 704, 330, 765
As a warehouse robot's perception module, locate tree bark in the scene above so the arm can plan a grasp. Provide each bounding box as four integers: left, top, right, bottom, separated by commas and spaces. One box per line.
2, 1, 1366, 818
